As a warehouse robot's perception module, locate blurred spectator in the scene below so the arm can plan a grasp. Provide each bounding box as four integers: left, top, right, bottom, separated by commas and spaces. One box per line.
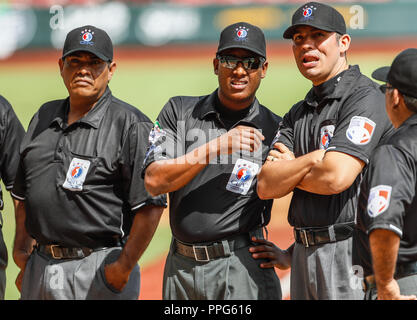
11, 0, 393, 8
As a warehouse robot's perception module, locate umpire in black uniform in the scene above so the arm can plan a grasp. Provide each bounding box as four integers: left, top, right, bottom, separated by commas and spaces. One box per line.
0, 96, 25, 299
257, 2, 393, 299
355, 48, 417, 300
11, 25, 166, 300
143, 22, 282, 300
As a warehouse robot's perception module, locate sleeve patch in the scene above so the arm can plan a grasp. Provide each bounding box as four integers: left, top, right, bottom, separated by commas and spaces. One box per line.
367, 185, 392, 218
346, 116, 376, 145
148, 121, 166, 145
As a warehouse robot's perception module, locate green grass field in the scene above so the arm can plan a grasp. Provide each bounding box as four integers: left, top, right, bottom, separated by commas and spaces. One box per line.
0, 52, 393, 299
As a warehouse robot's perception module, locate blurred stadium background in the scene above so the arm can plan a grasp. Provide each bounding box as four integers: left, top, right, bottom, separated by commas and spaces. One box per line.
0, 0, 416, 300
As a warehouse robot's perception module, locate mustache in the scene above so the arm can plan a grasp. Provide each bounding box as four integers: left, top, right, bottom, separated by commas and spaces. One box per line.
72, 77, 94, 84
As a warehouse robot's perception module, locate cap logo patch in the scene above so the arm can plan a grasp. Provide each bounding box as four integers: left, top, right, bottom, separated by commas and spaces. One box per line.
367, 185, 392, 218
80, 29, 94, 45
235, 26, 249, 41
302, 5, 316, 19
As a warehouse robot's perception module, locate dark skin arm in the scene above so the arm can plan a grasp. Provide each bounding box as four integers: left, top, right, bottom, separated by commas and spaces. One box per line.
104, 205, 164, 291
369, 229, 416, 300
12, 199, 36, 292
249, 237, 293, 270
145, 126, 264, 196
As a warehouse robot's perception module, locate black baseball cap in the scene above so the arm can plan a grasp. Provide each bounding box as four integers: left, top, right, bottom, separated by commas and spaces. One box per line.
283, 2, 346, 39
217, 22, 266, 58
62, 25, 113, 62
372, 48, 417, 99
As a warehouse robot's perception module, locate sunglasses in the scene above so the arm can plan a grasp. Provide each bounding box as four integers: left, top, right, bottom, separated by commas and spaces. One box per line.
380, 84, 394, 93
216, 55, 265, 70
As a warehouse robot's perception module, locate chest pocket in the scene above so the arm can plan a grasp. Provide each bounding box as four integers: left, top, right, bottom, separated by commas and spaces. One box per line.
302, 100, 341, 154
58, 150, 109, 193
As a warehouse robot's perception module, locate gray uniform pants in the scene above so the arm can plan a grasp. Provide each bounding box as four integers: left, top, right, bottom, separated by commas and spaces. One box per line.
364, 273, 417, 300
291, 237, 364, 300
21, 246, 140, 300
163, 230, 282, 300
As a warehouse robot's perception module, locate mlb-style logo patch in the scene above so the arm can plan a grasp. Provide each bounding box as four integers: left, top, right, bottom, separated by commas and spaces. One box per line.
346, 116, 375, 145
226, 159, 259, 195
63, 158, 91, 191
235, 26, 249, 40
320, 125, 335, 150
149, 120, 166, 145
302, 5, 316, 19
367, 185, 392, 218
80, 29, 94, 45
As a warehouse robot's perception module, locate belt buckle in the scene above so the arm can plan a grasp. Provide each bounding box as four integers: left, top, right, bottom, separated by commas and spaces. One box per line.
301, 229, 309, 248
193, 245, 209, 262
50, 245, 63, 259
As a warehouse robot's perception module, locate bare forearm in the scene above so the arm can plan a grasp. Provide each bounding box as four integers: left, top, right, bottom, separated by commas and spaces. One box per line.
297, 162, 338, 195
257, 150, 323, 199
297, 151, 364, 195
369, 229, 399, 288
12, 200, 35, 269
117, 205, 164, 272
146, 125, 265, 196
145, 143, 215, 196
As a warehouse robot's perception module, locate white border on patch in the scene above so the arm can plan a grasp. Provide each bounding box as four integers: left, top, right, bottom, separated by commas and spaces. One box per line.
346, 116, 376, 145
367, 185, 392, 218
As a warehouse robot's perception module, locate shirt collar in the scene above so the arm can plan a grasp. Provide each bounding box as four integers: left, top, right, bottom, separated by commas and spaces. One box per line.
304, 65, 361, 108
50, 87, 112, 129
197, 89, 264, 130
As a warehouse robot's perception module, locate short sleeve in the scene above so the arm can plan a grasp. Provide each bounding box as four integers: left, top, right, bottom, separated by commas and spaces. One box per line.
142, 97, 183, 176
327, 88, 391, 164
121, 120, 167, 213
275, 110, 295, 153
0, 97, 25, 189
360, 145, 415, 237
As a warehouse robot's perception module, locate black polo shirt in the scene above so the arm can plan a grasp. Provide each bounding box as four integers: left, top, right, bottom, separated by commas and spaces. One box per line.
143, 90, 281, 243
276, 65, 394, 228
0, 95, 25, 210
0, 95, 25, 271
355, 114, 417, 276
12, 88, 166, 248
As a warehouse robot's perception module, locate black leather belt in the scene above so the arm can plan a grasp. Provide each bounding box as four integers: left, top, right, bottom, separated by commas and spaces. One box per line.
174, 233, 252, 262
294, 222, 355, 247
36, 239, 122, 260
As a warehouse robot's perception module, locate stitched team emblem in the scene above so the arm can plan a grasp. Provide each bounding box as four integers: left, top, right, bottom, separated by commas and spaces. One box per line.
320, 125, 335, 150
367, 185, 392, 217
63, 158, 91, 191
226, 159, 259, 195
346, 116, 375, 145
302, 5, 316, 19
235, 26, 249, 40
80, 29, 94, 45
149, 120, 166, 145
